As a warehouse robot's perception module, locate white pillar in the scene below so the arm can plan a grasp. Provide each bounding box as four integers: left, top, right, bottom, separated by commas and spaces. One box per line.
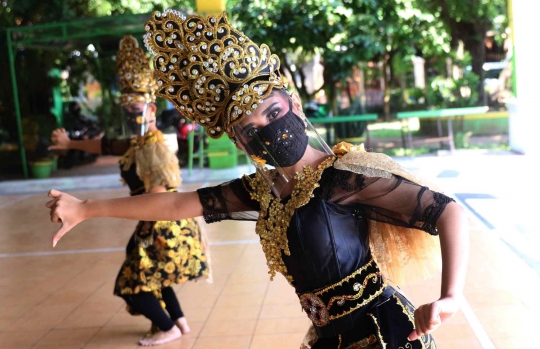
508, 0, 540, 155
411, 56, 426, 89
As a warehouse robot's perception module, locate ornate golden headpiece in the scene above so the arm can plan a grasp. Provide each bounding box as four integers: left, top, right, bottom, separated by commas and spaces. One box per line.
143, 10, 286, 138
116, 35, 157, 106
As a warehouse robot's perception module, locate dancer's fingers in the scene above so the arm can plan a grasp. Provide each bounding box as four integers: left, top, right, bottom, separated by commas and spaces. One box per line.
52, 222, 72, 247
46, 198, 59, 208
48, 189, 62, 198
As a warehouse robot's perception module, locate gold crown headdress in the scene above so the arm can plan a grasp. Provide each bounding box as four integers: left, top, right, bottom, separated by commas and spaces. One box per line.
143, 10, 286, 138
116, 35, 157, 106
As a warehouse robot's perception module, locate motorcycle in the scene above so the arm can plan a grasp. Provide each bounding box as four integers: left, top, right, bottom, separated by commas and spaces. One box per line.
61, 102, 103, 169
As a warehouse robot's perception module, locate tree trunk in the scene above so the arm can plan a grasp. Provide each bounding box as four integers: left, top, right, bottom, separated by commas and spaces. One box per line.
357, 67, 367, 114
345, 81, 354, 113
382, 53, 391, 121
463, 36, 486, 105
297, 64, 311, 101
282, 58, 310, 101
324, 82, 338, 116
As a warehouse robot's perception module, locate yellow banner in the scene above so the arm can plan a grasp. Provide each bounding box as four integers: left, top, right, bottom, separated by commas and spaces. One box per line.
196, 0, 226, 14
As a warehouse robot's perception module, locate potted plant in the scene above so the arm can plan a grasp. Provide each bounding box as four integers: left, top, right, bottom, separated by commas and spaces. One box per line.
25, 113, 58, 179
30, 157, 53, 179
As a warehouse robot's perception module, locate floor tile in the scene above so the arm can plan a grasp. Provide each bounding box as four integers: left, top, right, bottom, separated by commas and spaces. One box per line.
88, 324, 148, 345
199, 319, 257, 337
207, 305, 261, 321
250, 333, 306, 349
214, 292, 265, 308
0, 330, 47, 348
254, 317, 311, 335
8, 304, 77, 331
34, 327, 100, 347
56, 301, 121, 328
259, 304, 304, 319
193, 335, 251, 349
2, 183, 539, 348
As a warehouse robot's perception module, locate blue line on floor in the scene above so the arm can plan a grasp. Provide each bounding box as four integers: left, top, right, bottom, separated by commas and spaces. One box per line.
454, 193, 497, 230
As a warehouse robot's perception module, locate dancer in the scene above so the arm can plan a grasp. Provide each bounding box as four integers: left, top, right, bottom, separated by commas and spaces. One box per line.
47, 12, 468, 348
49, 35, 209, 347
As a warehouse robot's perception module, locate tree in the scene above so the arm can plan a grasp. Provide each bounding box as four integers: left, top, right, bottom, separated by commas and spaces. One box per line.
0, 0, 193, 142
230, 0, 451, 117
229, 0, 350, 104
339, 0, 450, 117
413, 0, 508, 100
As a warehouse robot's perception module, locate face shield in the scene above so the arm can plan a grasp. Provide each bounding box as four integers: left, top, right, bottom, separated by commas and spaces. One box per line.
123, 103, 150, 137
232, 93, 334, 198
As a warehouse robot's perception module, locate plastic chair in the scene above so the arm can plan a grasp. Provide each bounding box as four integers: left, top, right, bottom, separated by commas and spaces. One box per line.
187, 124, 253, 175
187, 121, 206, 175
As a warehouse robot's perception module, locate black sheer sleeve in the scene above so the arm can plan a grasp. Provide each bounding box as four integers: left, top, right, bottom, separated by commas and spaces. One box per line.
316, 167, 454, 235
196, 174, 260, 224
101, 137, 131, 156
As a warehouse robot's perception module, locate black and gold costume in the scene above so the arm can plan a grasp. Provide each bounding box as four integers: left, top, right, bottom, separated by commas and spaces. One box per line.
196, 147, 450, 349
142, 11, 453, 348
101, 132, 209, 313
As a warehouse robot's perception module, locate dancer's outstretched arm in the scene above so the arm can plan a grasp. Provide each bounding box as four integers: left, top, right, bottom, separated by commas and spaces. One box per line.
49, 128, 102, 154
408, 202, 469, 340
46, 189, 203, 246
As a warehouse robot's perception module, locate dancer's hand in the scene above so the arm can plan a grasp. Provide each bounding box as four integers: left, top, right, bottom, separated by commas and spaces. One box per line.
46, 189, 87, 247
408, 296, 460, 341
49, 128, 71, 150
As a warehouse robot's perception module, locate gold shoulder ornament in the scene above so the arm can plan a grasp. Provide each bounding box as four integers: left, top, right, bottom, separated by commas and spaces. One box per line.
332, 142, 442, 286
119, 130, 181, 192
332, 142, 421, 184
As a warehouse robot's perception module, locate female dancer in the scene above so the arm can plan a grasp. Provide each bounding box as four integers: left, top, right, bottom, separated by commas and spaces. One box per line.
49, 35, 209, 346
47, 13, 468, 348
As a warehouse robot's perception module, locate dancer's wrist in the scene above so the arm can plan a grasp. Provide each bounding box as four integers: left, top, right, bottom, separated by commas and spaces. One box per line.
81, 199, 99, 220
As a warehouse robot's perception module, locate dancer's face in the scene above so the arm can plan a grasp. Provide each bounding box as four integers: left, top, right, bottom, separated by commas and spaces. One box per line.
122, 102, 157, 135
235, 91, 300, 143
233, 91, 309, 168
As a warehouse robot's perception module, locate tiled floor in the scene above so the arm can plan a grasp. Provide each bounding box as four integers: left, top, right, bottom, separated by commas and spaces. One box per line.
0, 182, 538, 348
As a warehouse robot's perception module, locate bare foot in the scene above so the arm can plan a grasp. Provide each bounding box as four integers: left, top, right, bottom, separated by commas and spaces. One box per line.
139, 325, 181, 346
144, 323, 160, 338
175, 317, 191, 334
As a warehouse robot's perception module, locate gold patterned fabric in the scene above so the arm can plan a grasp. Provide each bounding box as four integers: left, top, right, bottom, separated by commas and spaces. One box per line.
298, 258, 385, 327
298, 287, 436, 349
114, 216, 209, 311
113, 130, 209, 313
245, 156, 336, 283
116, 35, 157, 106
143, 10, 286, 138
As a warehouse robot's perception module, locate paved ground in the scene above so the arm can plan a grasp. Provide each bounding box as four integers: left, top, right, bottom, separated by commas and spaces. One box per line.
2, 149, 536, 274
0, 149, 537, 348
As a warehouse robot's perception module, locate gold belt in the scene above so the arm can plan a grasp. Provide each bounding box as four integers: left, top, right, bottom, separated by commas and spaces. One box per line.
298, 258, 385, 327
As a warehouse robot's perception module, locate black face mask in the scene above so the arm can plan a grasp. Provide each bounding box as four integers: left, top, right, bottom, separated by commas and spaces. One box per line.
247, 108, 309, 167
124, 105, 148, 136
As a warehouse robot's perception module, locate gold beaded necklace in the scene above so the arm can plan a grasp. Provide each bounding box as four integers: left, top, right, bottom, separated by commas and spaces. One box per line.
246, 156, 336, 284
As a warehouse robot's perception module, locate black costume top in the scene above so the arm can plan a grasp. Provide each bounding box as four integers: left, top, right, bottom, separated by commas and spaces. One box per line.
196, 165, 452, 348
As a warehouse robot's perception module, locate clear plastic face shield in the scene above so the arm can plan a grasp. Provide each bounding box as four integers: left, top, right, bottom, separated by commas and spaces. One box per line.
232, 90, 334, 198
123, 102, 151, 137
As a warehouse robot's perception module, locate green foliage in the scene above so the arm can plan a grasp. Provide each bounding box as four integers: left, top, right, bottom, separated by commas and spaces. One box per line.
426, 72, 480, 108
0, 0, 507, 144
230, 0, 451, 115
413, 0, 507, 78
0, 0, 194, 143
